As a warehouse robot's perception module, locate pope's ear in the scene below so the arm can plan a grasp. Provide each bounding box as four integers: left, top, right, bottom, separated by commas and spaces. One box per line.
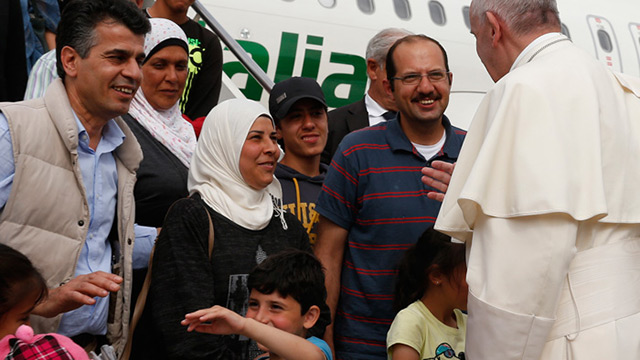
302, 305, 321, 330
59, 46, 80, 78
485, 11, 503, 47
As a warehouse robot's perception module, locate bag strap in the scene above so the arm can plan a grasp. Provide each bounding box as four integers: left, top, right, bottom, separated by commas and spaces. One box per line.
122, 202, 215, 360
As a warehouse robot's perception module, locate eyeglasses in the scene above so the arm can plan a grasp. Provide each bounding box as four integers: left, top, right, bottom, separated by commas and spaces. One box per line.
391, 70, 450, 85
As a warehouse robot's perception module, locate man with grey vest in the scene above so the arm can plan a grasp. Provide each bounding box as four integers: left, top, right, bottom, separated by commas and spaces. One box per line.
0, 0, 155, 356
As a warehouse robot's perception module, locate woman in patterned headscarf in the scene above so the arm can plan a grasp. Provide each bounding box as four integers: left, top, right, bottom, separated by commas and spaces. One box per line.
123, 18, 197, 228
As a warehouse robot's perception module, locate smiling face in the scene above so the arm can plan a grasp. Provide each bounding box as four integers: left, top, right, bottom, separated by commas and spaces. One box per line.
277, 98, 328, 160
64, 21, 145, 122
387, 40, 452, 128
245, 289, 318, 355
239, 116, 280, 190
141, 45, 189, 111
246, 289, 306, 336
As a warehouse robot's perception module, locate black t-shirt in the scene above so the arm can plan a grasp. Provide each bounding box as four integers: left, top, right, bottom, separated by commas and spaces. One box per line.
179, 19, 223, 121
122, 114, 189, 227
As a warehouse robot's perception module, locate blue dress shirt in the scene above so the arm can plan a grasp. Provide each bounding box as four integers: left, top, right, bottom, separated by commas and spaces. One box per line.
0, 112, 156, 336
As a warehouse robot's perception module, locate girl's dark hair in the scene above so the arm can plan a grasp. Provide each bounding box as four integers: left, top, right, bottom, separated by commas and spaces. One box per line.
0, 244, 48, 316
393, 227, 465, 312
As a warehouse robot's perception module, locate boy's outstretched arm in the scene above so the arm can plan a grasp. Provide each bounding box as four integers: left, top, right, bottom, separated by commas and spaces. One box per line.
183, 306, 326, 360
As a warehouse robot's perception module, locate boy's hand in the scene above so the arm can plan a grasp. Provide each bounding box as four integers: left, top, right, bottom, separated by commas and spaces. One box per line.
182, 305, 246, 335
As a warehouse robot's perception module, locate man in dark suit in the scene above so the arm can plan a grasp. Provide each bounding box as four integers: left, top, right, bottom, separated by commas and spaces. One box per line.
321, 28, 412, 164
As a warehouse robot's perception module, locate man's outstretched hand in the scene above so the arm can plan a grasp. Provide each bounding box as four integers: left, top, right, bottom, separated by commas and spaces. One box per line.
422, 161, 455, 202
33, 271, 122, 318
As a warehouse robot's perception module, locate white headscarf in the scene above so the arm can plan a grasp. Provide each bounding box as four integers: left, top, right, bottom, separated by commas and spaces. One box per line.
129, 18, 196, 167
188, 99, 286, 230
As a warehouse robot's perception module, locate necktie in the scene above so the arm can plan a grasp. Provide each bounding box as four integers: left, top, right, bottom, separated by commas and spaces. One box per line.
382, 111, 396, 120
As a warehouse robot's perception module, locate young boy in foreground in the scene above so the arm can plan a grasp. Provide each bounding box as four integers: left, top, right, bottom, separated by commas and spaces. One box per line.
182, 249, 332, 360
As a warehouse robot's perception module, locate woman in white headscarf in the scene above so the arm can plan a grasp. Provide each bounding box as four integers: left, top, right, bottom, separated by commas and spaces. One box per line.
123, 18, 197, 228
142, 99, 311, 360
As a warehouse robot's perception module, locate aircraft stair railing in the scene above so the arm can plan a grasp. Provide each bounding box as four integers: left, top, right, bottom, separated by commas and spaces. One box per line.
191, 0, 275, 96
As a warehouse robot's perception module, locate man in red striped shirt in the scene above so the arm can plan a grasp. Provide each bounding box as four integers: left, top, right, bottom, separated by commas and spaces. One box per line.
314, 35, 466, 360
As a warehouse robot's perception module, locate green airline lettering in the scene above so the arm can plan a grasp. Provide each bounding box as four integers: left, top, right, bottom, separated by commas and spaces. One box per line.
274, 32, 299, 83
301, 35, 323, 79
222, 41, 270, 100
322, 52, 367, 107
222, 32, 368, 107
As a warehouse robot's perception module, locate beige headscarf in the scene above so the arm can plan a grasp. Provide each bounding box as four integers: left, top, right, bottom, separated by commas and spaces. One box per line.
188, 99, 285, 230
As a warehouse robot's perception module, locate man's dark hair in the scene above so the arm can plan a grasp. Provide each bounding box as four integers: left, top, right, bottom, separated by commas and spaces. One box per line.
55, 0, 150, 79
385, 34, 450, 91
248, 249, 327, 315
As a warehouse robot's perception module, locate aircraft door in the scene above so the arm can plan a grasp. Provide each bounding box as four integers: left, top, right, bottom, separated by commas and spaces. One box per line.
587, 15, 622, 72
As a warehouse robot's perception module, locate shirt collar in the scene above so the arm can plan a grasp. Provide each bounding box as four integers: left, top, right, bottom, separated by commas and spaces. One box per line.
73, 112, 126, 153
511, 32, 564, 72
386, 115, 462, 159
364, 93, 388, 117
439, 116, 464, 159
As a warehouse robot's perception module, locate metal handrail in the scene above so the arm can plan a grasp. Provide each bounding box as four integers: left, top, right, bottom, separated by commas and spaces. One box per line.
191, 0, 275, 93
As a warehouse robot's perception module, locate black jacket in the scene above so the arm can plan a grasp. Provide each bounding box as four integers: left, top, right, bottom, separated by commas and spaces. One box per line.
321, 97, 369, 164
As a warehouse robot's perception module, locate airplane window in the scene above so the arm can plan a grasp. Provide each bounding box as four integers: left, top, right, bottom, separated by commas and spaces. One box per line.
597, 29, 613, 53
561, 23, 571, 39
394, 0, 411, 20
428, 1, 446, 26
318, 0, 335, 7
462, 6, 470, 30
358, 0, 374, 14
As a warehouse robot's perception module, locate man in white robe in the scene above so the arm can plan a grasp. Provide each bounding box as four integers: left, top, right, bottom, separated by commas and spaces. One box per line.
431, 0, 640, 358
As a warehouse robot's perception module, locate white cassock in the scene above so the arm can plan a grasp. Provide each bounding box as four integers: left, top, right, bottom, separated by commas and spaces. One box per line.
436, 33, 640, 359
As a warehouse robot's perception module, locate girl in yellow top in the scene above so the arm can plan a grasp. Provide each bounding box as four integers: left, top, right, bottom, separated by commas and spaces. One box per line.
387, 227, 468, 360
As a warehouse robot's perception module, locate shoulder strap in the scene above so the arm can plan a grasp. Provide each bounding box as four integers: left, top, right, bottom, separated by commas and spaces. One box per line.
122, 200, 214, 360
204, 205, 215, 258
